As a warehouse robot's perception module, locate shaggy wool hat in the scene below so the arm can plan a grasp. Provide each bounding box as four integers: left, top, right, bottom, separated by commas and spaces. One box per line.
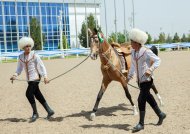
129, 28, 148, 45
18, 37, 34, 50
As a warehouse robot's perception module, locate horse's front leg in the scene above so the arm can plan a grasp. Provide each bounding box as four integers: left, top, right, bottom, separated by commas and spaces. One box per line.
121, 78, 138, 115
90, 79, 111, 120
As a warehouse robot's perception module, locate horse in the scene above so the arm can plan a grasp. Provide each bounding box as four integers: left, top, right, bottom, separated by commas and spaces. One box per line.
88, 29, 138, 120
149, 46, 164, 106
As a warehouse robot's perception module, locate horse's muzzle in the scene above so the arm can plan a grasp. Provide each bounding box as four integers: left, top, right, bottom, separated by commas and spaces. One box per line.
90, 53, 98, 60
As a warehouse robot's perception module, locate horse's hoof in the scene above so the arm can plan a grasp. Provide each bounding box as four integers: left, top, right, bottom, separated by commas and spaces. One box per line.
133, 105, 138, 115
90, 113, 96, 121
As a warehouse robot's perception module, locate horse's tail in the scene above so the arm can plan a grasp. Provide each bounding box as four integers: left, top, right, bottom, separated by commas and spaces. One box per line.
150, 45, 158, 56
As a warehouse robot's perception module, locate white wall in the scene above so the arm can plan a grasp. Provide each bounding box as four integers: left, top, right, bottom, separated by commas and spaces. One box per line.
68, 3, 100, 48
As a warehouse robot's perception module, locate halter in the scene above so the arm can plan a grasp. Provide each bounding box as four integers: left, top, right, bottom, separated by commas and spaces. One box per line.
90, 33, 111, 57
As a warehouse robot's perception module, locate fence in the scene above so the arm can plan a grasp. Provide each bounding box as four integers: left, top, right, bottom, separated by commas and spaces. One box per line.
0, 43, 190, 63
0, 48, 90, 63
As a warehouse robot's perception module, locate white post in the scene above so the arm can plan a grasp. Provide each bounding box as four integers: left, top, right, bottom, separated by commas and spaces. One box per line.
59, 10, 63, 50
114, 0, 118, 42
94, 0, 97, 28
132, 0, 135, 28
1, 0, 7, 52
85, 0, 89, 48
178, 44, 179, 51
63, 0, 68, 49
38, 0, 43, 50
74, 0, 79, 57
58, 11, 65, 58
123, 0, 127, 42
103, 0, 108, 39
15, 0, 20, 51
157, 44, 160, 51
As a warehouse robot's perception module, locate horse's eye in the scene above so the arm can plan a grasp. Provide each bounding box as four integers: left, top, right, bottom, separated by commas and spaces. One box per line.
95, 38, 99, 43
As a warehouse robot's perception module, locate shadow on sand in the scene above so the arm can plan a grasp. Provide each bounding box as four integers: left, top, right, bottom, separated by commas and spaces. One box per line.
65, 103, 133, 121
80, 123, 131, 131
0, 116, 64, 123
0, 118, 27, 122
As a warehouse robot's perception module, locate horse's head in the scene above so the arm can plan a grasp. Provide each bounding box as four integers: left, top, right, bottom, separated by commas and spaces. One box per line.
88, 28, 102, 60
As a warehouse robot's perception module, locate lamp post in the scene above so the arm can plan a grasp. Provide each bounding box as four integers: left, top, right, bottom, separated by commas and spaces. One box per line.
114, 0, 118, 42
132, 0, 135, 28
58, 10, 63, 50
123, 0, 127, 42
104, 0, 108, 38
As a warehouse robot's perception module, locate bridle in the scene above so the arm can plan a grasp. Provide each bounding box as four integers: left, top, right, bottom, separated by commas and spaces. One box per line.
90, 33, 111, 57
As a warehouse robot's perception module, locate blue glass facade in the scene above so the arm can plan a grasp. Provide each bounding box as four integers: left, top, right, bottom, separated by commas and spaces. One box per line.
0, 1, 70, 52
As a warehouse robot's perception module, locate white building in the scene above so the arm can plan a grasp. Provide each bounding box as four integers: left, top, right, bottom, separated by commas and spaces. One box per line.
0, 0, 100, 52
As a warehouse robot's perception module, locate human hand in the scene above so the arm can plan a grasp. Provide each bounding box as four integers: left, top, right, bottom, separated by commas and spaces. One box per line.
10, 75, 16, 84
145, 69, 151, 77
44, 77, 50, 84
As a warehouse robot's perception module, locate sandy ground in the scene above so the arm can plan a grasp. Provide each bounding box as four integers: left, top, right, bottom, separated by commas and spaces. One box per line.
0, 51, 190, 134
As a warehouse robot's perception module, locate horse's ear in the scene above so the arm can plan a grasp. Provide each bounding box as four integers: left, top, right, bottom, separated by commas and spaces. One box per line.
88, 28, 93, 36
93, 28, 98, 34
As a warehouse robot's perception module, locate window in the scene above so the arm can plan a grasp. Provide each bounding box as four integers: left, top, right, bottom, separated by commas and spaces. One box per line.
0, 16, 3, 25
10, 6, 15, 15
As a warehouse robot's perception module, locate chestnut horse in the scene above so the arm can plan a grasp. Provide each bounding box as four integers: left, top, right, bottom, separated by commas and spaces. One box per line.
88, 29, 138, 120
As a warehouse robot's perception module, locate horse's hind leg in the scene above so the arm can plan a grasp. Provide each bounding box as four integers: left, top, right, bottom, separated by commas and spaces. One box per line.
151, 83, 164, 106
90, 79, 111, 120
121, 79, 138, 115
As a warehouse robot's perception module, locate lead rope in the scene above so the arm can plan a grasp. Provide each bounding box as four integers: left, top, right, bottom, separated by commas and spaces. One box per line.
13, 55, 90, 83
101, 53, 139, 89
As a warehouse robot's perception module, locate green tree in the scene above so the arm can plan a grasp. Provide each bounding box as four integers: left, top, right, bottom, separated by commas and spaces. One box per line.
166, 34, 173, 43
158, 32, 166, 44
172, 32, 180, 43
153, 38, 159, 44
181, 34, 188, 42
30, 17, 45, 50
58, 35, 68, 49
78, 14, 101, 48
146, 32, 152, 44
108, 32, 126, 44
187, 34, 190, 42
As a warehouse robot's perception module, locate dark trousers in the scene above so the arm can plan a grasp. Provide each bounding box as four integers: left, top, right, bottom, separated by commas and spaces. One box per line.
138, 79, 158, 111
26, 81, 46, 105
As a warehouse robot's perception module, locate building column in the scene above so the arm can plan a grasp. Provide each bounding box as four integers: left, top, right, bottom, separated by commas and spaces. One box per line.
62, 0, 68, 49
1, 0, 7, 52
26, 0, 30, 36
74, 0, 78, 48
38, 0, 43, 50
15, 0, 20, 51
103, 0, 108, 39
85, 0, 89, 48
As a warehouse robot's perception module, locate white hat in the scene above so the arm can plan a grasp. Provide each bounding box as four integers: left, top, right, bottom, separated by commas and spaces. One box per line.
18, 37, 34, 50
129, 28, 148, 45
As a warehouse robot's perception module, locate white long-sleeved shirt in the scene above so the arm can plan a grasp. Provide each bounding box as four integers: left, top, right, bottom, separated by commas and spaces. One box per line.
14, 51, 47, 81
128, 47, 161, 83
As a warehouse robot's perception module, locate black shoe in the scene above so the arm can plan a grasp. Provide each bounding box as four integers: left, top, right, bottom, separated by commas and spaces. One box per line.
153, 105, 166, 125
132, 123, 144, 133
157, 112, 166, 125
30, 103, 39, 122
132, 111, 145, 133
42, 102, 55, 119
31, 113, 39, 122
47, 110, 55, 119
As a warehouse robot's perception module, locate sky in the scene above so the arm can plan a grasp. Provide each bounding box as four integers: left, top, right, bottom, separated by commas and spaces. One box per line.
99, 0, 190, 39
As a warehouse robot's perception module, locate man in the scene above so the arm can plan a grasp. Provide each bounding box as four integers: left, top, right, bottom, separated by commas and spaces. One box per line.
10, 37, 54, 122
127, 28, 166, 132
